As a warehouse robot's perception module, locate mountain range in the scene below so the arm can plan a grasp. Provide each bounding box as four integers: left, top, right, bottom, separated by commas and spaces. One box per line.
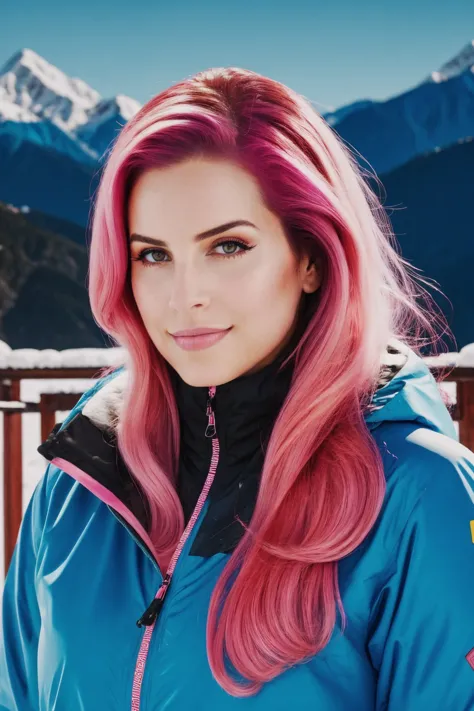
0, 201, 105, 349
0, 43, 474, 225
0, 48, 140, 164
0, 44, 473, 349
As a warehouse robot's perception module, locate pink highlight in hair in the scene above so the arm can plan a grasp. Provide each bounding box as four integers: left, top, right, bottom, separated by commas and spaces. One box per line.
87, 67, 453, 696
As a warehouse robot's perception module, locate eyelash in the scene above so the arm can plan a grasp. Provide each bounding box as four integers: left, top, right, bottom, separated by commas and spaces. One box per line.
131, 238, 254, 268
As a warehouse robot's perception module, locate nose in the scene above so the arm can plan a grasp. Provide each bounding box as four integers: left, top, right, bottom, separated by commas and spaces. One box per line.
168, 261, 211, 312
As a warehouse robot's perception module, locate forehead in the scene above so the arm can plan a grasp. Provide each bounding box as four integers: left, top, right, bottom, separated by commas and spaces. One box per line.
127, 158, 268, 234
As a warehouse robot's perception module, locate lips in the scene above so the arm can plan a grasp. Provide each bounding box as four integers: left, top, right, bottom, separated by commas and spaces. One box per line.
171, 327, 230, 337
170, 327, 232, 352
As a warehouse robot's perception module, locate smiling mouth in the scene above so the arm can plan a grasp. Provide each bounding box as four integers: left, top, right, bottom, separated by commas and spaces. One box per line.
170, 327, 233, 351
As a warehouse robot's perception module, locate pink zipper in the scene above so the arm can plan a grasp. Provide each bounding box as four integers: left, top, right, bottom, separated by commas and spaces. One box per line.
131, 385, 220, 710
49, 385, 220, 710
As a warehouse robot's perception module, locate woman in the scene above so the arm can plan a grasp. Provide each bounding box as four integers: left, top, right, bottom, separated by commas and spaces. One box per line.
1, 67, 474, 710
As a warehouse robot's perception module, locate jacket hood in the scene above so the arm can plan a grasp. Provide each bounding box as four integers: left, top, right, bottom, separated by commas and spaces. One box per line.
364, 339, 457, 439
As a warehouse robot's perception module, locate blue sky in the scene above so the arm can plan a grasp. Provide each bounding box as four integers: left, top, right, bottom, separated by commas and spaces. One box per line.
1, 0, 473, 112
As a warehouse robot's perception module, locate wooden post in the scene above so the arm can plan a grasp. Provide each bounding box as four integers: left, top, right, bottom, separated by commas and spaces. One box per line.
2, 379, 22, 576
458, 381, 474, 453
39, 393, 82, 443
40, 394, 58, 443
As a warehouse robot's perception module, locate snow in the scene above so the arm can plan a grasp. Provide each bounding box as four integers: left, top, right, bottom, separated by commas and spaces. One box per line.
0, 346, 126, 370
424, 342, 474, 368
459, 342, 474, 366
0, 48, 100, 132
0, 85, 38, 122
429, 40, 474, 83
85, 95, 142, 129
0, 48, 142, 163
0, 342, 469, 578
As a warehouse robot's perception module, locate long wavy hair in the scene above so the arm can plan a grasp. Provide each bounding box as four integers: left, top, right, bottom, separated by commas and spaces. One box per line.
87, 67, 451, 696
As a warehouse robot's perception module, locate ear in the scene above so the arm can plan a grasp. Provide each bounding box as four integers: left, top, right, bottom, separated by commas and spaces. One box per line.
300, 255, 322, 294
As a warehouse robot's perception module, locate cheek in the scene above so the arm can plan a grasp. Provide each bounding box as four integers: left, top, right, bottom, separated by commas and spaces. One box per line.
130, 269, 164, 321
242, 257, 299, 305
233, 261, 301, 344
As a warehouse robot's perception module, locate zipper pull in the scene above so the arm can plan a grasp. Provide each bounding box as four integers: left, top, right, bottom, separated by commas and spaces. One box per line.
205, 385, 216, 438
136, 574, 171, 627
136, 597, 164, 627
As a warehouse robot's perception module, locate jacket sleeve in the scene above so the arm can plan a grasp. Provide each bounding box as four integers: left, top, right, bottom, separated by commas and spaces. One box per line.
367, 444, 474, 710
0, 465, 51, 711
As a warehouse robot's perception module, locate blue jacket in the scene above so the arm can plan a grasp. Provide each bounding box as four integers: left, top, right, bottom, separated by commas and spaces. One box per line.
1, 342, 474, 710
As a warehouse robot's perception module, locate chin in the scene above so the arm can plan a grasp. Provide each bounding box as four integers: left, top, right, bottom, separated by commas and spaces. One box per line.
173, 360, 245, 388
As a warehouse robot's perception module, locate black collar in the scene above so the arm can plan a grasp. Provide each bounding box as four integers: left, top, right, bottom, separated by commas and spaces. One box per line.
165, 326, 301, 525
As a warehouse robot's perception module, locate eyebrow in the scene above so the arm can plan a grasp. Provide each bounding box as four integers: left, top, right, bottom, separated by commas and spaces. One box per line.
129, 220, 258, 247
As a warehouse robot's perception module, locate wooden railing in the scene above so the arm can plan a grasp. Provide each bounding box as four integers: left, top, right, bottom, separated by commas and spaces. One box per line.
1, 364, 474, 576
1, 367, 104, 577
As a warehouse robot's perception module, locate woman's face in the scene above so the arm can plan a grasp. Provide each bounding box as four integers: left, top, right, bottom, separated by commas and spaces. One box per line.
128, 157, 320, 387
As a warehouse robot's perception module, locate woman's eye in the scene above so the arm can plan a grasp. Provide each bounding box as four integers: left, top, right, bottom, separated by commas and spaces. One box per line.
213, 240, 248, 256
131, 249, 168, 266
143, 250, 167, 264
133, 239, 253, 267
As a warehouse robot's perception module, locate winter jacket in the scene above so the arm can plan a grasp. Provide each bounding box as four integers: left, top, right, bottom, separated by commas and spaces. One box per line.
1, 338, 474, 710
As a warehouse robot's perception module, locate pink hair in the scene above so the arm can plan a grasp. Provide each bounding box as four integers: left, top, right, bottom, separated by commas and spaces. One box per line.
87, 67, 452, 696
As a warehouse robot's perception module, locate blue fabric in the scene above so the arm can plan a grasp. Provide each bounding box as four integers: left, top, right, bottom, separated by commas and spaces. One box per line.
1, 348, 474, 710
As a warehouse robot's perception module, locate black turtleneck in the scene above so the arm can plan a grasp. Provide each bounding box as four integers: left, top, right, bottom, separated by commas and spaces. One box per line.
165, 328, 300, 556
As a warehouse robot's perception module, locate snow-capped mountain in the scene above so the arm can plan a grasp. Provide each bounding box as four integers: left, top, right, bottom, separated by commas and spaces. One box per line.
427, 40, 474, 83
1, 42, 474, 226
326, 39, 474, 175
0, 48, 142, 163
0, 48, 100, 131
85, 94, 142, 127
75, 94, 141, 156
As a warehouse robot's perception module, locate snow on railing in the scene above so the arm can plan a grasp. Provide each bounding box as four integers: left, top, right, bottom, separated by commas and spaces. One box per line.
0, 340, 126, 370
423, 342, 474, 368
1, 340, 474, 370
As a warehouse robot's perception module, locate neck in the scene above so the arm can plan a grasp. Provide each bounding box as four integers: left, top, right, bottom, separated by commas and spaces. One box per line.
166, 331, 300, 520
